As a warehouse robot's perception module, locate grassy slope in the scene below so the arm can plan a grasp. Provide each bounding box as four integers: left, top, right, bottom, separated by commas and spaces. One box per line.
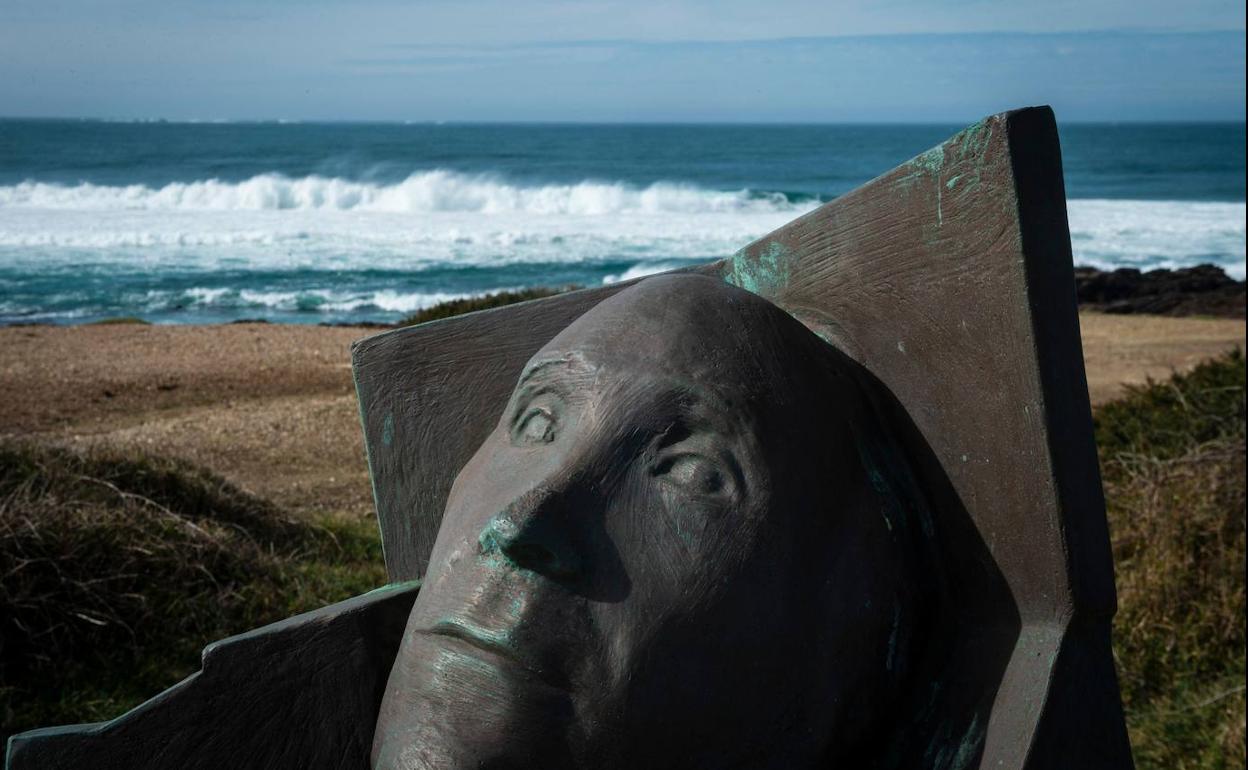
0, 444, 386, 738
1, 350, 1243, 766
1096, 349, 1246, 769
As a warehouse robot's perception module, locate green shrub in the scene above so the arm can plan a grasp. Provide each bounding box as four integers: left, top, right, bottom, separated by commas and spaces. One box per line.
0, 442, 386, 739
398, 286, 576, 327
1096, 349, 1246, 769
85, 317, 151, 325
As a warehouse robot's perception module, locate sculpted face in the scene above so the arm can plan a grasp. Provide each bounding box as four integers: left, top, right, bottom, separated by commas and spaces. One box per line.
373, 275, 916, 769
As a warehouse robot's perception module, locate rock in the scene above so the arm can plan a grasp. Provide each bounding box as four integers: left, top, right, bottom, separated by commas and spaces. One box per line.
1074, 264, 1245, 318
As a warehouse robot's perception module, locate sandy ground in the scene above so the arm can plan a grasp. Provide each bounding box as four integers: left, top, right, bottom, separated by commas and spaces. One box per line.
1079, 313, 1245, 403
0, 323, 375, 519
1, 313, 1243, 520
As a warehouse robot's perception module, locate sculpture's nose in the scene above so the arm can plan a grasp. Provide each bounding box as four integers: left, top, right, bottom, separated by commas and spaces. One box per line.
478, 485, 584, 580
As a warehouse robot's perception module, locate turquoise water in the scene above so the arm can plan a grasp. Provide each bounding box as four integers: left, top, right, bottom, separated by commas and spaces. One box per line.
0, 120, 1243, 324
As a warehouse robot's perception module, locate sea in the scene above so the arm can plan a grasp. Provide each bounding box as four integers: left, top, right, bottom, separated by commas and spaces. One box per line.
0, 120, 1243, 325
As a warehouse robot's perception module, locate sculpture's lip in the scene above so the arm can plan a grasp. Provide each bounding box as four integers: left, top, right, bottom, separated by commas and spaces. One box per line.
421, 621, 570, 691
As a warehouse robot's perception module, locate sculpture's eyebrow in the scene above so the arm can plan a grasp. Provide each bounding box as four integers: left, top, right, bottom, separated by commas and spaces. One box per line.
517, 359, 565, 388
651, 382, 744, 438
515, 355, 589, 394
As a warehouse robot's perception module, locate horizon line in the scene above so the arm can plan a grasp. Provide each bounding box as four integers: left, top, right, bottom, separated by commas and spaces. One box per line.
3, 115, 1245, 127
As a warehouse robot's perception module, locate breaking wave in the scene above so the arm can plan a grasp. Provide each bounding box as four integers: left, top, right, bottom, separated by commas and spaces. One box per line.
160, 287, 484, 314
0, 173, 1242, 323
0, 171, 807, 215
1065, 199, 1245, 279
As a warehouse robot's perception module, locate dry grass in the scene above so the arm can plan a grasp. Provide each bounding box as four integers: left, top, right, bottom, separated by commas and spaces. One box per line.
0, 442, 386, 739
1097, 349, 1246, 769
84, 317, 151, 325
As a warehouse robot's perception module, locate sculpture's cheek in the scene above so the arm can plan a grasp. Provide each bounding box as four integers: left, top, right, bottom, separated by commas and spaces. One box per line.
657, 493, 719, 553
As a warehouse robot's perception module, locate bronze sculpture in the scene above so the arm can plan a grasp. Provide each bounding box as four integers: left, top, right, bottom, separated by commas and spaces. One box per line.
5, 107, 1135, 770
372, 275, 929, 768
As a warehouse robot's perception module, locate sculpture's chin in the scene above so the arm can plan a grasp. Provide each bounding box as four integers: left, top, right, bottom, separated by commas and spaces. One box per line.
372, 635, 578, 770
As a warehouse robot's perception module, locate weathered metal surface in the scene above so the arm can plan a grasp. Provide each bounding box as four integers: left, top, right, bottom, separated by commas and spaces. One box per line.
5, 582, 420, 770
351, 106, 1131, 768
722, 107, 1127, 768
351, 263, 719, 580
373, 275, 953, 767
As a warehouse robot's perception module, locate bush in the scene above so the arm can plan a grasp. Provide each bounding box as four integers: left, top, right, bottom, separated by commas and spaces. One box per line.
1096, 349, 1246, 769
85, 317, 151, 325
398, 286, 576, 327
0, 442, 386, 739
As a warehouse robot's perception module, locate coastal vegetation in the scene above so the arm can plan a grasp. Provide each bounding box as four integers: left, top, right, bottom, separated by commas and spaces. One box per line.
0, 350, 1243, 768
85, 317, 152, 325
1097, 349, 1246, 768
0, 444, 385, 737
398, 286, 579, 327
393, 263, 1245, 330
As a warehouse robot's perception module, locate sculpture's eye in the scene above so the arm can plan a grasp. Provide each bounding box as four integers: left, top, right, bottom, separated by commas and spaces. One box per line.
653, 453, 731, 498
516, 407, 557, 445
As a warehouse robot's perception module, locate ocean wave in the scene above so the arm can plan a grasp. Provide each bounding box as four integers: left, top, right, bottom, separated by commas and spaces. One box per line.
0, 228, 724, 252
0, 189, 1242, 327
602, 263, 688, 284
0, 171, 805, 215
0, 230, 293, 249
1066, 199, 1245, 279
0, 286, 491, 321
0, 197, 1239, 278
165, 287, 486, 314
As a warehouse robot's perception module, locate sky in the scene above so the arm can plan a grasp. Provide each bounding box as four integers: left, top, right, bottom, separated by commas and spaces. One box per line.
0, 0, 1243, 122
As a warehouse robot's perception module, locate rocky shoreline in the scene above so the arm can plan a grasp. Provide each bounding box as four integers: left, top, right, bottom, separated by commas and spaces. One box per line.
1075, 264, 1245, 319
334, 264, 1247, 331
365, 264, 1247, 329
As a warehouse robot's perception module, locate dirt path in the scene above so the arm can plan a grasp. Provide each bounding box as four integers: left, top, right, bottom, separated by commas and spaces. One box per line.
2, 314, 1242, 519
1078, 312, 1245, 404
0, 323, 375, 518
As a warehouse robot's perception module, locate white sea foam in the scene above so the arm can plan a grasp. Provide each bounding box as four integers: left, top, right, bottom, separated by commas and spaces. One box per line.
182, 287, 233, 304
0, 172, 800, 215
0, 179, 809, 275
142, 286, 488, 314
602, 263, 687, 284
1066, 199, 1245, 279
0, 177, 1242, 284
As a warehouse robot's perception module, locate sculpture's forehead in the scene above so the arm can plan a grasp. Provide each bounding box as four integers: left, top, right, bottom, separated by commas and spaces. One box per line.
531, 274, 803, 390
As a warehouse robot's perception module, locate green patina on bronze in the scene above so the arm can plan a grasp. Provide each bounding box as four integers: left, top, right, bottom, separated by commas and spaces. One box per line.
381, 413, 395, 448
897, 118, 994, 194
896, 118, 996, 236
723, 240, 793, 297
477, 520, 512, 571
895, 144, 946, 190
369, 578, 423, 595
956, 118, 993, 162
913, 145, 946, 175
352, 367, 392, 570
938, 118, 996, 218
